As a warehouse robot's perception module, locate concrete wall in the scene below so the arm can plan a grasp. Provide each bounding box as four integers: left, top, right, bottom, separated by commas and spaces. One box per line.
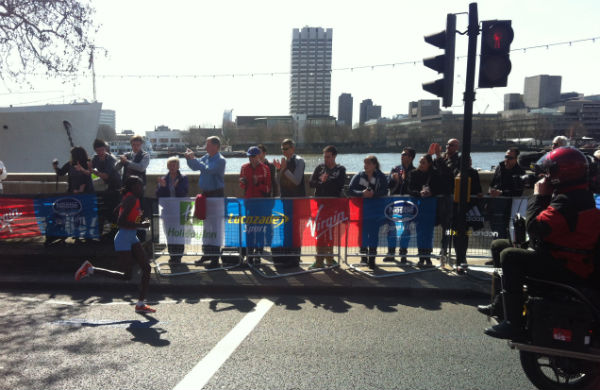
1, 171, 525, 198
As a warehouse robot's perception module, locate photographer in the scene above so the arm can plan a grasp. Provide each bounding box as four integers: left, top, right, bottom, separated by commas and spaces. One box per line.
485, 147, 600, 340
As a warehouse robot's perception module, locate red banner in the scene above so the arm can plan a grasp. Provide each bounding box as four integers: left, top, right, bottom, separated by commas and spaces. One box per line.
0, 198, 41, 239
293, 198, 360, 247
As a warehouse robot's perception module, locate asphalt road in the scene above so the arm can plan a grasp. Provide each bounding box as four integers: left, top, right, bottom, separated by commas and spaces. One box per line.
0, 289, 536, 390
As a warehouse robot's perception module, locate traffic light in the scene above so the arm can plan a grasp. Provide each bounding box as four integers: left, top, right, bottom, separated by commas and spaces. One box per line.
478, 20, 514, 88
422, 14, 456, 107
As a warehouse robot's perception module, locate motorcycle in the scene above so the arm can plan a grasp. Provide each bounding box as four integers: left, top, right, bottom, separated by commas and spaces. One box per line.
505, 276, 600, 389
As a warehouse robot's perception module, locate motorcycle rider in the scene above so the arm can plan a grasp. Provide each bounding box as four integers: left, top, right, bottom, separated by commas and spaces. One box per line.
485, 146, 600, 340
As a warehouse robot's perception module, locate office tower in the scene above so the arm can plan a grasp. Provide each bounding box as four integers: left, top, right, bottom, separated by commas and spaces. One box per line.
99, 109, 116, 130
359, 99, 382, 124
290, 27, 333, 116
338, 93, 353, 126
359, 99, 372, 125
523, 75, 562, 109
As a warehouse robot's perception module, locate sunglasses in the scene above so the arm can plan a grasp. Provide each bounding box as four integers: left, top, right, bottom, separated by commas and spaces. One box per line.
504, 155, 515, 160
281, 147, 289, 151
447, 143, 458, 147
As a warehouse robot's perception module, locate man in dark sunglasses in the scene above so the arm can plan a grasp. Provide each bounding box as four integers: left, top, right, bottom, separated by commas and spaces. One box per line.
488, 147, 526, 240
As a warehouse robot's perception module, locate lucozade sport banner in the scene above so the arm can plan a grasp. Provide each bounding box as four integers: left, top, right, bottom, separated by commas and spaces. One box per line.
221, 197, 436, 248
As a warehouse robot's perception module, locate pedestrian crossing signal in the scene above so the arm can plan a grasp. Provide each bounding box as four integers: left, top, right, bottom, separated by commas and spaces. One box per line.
478, 20, 514, 88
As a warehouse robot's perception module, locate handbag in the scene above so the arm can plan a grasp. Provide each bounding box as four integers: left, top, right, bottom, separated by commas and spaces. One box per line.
194, 194, 206, 220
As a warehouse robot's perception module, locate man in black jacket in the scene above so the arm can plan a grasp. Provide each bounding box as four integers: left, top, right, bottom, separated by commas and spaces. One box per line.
308, 145, 347, 268
433, 139, 460, 258
488, 147, 526, 241
272, 139, 305, 267
385, 147, 416, 263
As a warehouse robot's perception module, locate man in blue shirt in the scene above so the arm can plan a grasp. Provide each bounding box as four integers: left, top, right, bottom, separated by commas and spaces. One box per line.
185, 136, 226, 267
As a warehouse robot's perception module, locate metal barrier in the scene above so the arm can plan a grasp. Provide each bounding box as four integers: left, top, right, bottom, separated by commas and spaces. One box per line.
343, 197, 442, 278
151, 197, 243, 277
147, 195, 531, 279
445, 195, 529, 269
246, 197, 343, 279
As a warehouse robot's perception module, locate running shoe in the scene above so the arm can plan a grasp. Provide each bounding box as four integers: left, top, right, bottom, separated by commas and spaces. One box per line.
74, 260, 93, 281
135, 304, 156, 314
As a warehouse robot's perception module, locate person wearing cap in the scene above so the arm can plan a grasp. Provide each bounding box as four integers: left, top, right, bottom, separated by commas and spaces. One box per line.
240, 146, 272, 265
239, 146, 272, 198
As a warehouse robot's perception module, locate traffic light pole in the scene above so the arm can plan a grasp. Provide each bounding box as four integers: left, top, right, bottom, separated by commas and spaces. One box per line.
455, 2, 478, 266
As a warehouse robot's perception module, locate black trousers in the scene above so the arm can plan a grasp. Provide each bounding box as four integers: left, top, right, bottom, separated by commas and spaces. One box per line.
500, 247, 583, 294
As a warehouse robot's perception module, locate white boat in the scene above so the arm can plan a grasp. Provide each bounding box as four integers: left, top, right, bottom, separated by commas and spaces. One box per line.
0, 102, 102, 173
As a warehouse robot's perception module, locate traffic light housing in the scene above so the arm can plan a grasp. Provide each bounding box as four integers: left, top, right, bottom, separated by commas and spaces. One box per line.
478, 20, 514, 88
422, 14, 456, 107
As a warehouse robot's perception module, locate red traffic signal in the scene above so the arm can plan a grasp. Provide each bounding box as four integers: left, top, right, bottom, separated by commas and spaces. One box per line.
478, 20, 513, 88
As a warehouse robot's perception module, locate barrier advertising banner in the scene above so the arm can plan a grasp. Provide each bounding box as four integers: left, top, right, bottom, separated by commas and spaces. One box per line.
158, 197, 224, 246
0, 197, 41, 239
34, 194, 99, 238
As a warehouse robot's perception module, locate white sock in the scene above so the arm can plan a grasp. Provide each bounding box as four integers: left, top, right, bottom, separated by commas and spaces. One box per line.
88, 266, 94, 275
136, 301, 144, 307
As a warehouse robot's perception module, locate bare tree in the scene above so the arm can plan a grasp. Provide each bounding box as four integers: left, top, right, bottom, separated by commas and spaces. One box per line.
0, 0, 97, 81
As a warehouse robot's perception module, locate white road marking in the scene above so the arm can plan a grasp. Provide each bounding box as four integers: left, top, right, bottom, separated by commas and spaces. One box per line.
173, 298, 274, 390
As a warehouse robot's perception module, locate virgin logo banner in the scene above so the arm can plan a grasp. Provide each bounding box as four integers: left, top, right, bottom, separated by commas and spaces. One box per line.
0, 197, 41, 239
296, 198, 358, 247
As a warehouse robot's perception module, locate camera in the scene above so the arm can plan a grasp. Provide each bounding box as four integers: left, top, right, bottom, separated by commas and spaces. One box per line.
516, 173, 538, 189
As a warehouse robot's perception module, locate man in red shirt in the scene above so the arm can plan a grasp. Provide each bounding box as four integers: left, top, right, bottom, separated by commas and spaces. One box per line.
239, 146, 272, 264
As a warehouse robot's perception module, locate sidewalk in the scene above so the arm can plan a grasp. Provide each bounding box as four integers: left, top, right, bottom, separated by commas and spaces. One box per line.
0, 237, 492, 298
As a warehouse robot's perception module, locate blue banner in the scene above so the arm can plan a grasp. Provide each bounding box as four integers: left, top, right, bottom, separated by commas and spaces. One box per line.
224, 198, 289, 248
361, 196, 437, 248
35, 194, 99, 238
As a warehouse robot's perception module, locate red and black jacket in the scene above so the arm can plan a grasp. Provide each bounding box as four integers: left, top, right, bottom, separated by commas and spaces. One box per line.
526, 186, 600, 278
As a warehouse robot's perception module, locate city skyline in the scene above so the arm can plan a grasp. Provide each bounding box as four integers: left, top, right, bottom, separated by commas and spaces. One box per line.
0, 0, 598, 133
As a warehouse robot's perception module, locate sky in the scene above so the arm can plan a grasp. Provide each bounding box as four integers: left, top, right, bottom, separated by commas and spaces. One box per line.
0, 0, 599, 134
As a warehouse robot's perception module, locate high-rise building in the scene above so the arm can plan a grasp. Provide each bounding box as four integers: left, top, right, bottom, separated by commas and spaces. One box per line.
337, 93, 353, 126
504, 94, 525, 111
523, 75, 562, 109
290, 27, 333, 116
359, 99, 382, 124
99, 109, 116, 130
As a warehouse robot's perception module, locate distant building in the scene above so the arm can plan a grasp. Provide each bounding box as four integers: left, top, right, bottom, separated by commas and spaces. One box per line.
99, 109, 116, 130
523, 75, 562, 109
146, 126, 186, 152
337, 93, 353, 126
290, 27, 333, 116
359, 99, 382, 125
408, 100, 440, 119
504, 94, 525, 110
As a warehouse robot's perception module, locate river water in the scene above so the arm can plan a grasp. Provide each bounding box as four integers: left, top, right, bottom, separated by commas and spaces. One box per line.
147, 152, 505, 175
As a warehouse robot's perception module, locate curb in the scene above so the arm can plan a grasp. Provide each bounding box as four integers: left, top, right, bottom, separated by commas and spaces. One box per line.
0, 272, 491, 299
